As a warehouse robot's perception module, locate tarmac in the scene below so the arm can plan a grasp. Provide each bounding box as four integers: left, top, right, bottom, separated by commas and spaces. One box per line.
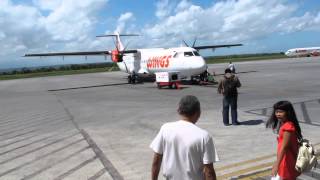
0, 57, 319, 180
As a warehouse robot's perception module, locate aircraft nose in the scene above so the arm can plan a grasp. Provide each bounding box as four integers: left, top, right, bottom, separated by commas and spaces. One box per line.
196, 57, 207, 71
285, 51, 290, 56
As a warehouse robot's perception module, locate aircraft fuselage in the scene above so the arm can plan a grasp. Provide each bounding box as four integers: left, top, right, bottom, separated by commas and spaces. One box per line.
117, 46, 207, 79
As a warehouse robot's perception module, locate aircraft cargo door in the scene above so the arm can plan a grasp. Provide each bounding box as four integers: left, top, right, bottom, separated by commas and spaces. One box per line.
133, 51, 141, 73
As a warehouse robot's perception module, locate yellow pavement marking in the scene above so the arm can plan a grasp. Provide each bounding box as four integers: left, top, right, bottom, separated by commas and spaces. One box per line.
216, 154, 275, 171
236, 147, 320, 180
238, 169, 271, 180
216, 143, 320, 180
216, 143, 320, 172
217, 162, 274, 180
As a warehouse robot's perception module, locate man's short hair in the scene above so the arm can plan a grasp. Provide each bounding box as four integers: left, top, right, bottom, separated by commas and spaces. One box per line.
225, 68, 232, 74
178, 95, 200, 117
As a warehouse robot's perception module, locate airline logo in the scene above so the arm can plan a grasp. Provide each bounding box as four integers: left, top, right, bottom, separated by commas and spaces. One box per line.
147, 55, 172, 69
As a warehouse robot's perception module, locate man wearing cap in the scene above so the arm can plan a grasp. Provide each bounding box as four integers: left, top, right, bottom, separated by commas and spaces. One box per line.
150, 95, 219, 180
218, 68, 241, 126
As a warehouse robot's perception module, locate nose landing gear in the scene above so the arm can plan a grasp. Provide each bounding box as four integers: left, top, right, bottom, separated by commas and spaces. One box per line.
199, 70, 209, 82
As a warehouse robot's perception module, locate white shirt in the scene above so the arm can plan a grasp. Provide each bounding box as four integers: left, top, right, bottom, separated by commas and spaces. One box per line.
150, 120, 219, 180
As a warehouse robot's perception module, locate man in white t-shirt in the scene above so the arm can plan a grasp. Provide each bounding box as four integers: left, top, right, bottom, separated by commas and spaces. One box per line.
150, 95, 219, 180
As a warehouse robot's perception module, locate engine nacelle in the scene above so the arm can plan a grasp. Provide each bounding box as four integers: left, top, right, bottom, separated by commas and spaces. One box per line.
111, 50, 123, 62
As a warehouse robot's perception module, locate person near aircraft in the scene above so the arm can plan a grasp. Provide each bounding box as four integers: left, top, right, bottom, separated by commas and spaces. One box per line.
218, 68, 241, 126
266, 101, 302, 180
150, 95, 219, 180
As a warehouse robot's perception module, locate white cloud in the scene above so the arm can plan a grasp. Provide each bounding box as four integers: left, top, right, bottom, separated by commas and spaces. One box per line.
0, 32, 6, 40
175, 0, 192, 13
155, 0, 174, 19
0, 0, 108, 58
1, 0, 320, 68
0, 1, 47, 56
43, 0, 107, 41
143, 0, 320, 48
278, 12, 320, 33
115, 12, 134, 33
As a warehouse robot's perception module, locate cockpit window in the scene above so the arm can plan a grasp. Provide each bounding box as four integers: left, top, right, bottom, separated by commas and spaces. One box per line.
174, 52, 183, 58
184, 52, 194, 57
193, 51, 200, 56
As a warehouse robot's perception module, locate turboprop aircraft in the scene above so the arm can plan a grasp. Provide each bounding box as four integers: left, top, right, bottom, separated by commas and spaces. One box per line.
25, 32, 242, 84
285, 47, 320, 57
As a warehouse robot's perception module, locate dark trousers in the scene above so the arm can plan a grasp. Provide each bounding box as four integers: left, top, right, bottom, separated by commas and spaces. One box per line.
222, 95, 238, 124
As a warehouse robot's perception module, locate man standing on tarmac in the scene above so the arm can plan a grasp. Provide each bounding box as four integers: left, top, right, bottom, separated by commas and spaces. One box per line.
150, 95, 219, 180
218, 68, 241, 126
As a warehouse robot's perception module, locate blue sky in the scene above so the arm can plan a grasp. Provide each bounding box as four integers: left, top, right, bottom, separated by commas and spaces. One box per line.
0, 0, 320, 69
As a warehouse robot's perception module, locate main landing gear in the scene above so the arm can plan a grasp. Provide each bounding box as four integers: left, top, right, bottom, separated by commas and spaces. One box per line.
128, 73, 138, 84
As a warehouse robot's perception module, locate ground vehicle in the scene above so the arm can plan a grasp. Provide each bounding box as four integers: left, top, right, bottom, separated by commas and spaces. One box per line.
155, 72, 180, 89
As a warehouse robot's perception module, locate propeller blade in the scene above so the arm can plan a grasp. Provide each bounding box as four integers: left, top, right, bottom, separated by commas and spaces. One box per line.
192, 37, 197, 47
124, 41, 131, 51
183, 40, 189, 47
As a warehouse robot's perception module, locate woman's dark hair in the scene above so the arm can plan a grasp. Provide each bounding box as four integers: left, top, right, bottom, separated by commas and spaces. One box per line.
266, 101, 302, 140
177, 95, 200, 117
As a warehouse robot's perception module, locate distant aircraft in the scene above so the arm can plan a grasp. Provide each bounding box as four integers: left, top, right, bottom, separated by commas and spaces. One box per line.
25, 32, 242, 84
285, 47, 320, 57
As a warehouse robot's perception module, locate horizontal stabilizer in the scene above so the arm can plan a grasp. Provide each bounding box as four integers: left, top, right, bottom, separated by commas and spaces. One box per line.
194, 44, 243, 50
96, 34, 139, 37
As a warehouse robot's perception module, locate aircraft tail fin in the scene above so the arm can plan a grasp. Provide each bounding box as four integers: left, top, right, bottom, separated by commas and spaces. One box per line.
96, 32, 139, 51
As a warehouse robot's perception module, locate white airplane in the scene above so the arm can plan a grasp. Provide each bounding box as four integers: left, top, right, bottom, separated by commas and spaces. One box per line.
25, 32, 242, 83
285, 47, 320, 57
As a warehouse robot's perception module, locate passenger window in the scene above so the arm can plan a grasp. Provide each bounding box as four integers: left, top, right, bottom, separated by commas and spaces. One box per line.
184, 52, 194, 57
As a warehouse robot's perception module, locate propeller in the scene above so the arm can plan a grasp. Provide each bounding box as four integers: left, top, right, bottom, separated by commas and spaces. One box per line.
182, 37, 198, 48
183, 40, 189, 47
192, 37, 197, 47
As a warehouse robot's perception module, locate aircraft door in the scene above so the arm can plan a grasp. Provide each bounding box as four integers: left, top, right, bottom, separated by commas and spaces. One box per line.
133, 51, 141, 73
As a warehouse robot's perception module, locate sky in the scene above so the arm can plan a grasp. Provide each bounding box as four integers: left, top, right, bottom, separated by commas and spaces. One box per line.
0, 0, 320, 69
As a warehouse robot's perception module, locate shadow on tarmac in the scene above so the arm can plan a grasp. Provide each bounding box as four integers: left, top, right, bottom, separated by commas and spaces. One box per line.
48, 82, 129, 92
214, 70, 258, 76
240, 119, 264, 126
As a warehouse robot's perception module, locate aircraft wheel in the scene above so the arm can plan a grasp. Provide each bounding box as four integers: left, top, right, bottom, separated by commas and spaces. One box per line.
172, 83, 177, 89
128, 76, 132, 84
131, 76, 136, 84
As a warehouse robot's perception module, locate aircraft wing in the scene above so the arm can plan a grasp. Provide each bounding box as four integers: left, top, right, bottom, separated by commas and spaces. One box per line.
24, 50, 110, 57
24, 50, 138, 57
194, 44, 243, 50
